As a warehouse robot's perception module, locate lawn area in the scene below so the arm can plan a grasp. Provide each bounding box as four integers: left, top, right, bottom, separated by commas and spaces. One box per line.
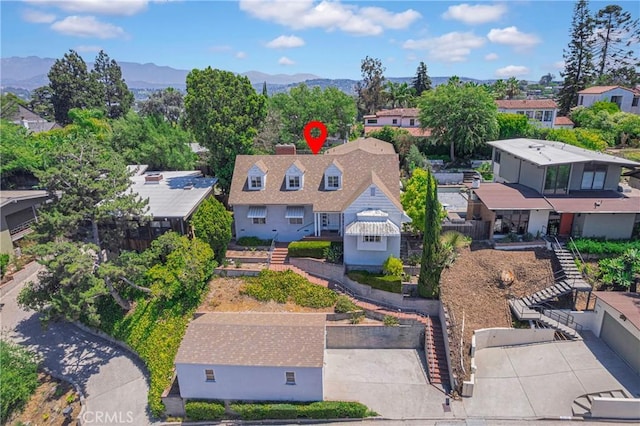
346, 270, 402, 294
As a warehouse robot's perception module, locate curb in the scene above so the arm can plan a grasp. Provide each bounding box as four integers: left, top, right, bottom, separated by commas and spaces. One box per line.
39, 364, 87, 426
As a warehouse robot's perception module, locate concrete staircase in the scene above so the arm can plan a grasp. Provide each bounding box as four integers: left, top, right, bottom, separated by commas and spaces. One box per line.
425, 316, 450, 387
572, 389, 632, 417
269, 243, 289, 266
509, 299, 582, 339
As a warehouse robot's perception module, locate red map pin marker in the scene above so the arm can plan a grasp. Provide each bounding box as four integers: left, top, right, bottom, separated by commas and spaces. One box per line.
303, 121, 328, 155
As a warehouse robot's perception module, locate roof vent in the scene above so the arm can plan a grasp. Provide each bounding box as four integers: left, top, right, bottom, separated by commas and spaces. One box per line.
529, 143, 545, 150
184, 184, 194, 190
145, 173, 163, 183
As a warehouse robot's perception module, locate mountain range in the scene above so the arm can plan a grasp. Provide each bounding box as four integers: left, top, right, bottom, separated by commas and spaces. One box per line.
0, 56, 493, 98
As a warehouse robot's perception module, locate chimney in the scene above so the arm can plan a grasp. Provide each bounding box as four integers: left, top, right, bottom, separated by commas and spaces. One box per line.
145, 173, 163, 183
275, 144, 296, 155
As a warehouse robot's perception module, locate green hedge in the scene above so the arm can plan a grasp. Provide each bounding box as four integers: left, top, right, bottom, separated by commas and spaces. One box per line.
231, 401, 372, 420
0, 254, 9, 278
0, 340, 39, 423
242, 269, 337, 308
237, 236, 272, 246
288, 241, 331, 258
185, 401, 225, 421
347, 271, 402, 294
569, 238, 640, 256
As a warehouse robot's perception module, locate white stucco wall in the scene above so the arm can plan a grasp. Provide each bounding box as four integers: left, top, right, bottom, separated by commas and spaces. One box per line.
578, 88, 635, 112
528, 209, 550, 236
496, 152, 521, 183
519, 161, 545, 193
233, 205, 315, 242
579, 213, 635, 239
176, 364, 323, 401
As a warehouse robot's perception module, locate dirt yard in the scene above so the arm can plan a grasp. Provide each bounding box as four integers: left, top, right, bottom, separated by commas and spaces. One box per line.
440, 247, 557, 385
198, 276, 334, 313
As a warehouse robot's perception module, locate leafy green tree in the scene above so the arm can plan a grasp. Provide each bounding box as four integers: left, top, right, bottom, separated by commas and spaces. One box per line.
593, 4, 640, 85
418, 82, 498, 162
405, 144, 428, 173
539, 73, 555, 85
29, 86, 55, 121
0, 120, 57, 184
0, 340, 39, 423
384, 81, 415, 108
412, 61, 432, 96
497, 113, 536, 139
92, 50, 133, 119
490, 79, 507, 100
0, 93, 22, 120
505, 77, 521, 100
110, 111, 195, 170
356, 56, 386, 116
401, 168, 445, 234
139, 87, 184, 125
190, 196, 232, 263
557, 0, 595, 115
48, 50, 101, 125
185, 67, 266, 193
417, 169, 442, 298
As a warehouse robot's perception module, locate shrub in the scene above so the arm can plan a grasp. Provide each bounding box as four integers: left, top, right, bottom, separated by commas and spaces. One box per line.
598, 248, 640, 289
569, 238, 640, 257
0, 254, 9, 278
334, 295, 358, 313
242, 270, 337, 308
288, 241, 331, 258
230, 401, 371, 420
347, 271, 402, 293
382, 255, 403, 276
383, 315, 400, 327
522, 232, 535, 242
323, 242, 344, 264
237, 236, 272, 247
185, 401, 226, 421
0, 340, 39, 423
350, 312, 365, 324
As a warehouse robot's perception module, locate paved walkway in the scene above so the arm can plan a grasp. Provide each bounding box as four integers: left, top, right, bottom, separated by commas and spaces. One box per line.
0, 263, 154, 426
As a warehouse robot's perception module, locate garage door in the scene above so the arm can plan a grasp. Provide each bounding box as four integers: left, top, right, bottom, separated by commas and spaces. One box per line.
601, 312, 640, 374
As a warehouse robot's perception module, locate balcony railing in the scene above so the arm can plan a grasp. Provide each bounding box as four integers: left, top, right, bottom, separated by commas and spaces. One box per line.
9, 218, 36, 241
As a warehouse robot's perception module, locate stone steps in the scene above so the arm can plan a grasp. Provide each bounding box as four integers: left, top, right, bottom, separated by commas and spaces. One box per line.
425, 316, 450, 386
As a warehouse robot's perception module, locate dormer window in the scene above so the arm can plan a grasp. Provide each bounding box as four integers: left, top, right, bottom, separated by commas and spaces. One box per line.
288, 176, 300, 189
324, 160, 343, 191
250, 176, 263, 189
285, 160, 305, 190
248, 160, 267, 191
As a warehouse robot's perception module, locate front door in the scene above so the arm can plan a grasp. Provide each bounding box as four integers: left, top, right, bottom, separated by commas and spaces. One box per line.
321, 213, 330, 230
559, 213, 574, 236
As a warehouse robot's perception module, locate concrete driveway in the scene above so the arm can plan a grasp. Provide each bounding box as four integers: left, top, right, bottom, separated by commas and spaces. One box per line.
0, 264, 154, 426
324, 349, 465, 420
465, 334, 640, 419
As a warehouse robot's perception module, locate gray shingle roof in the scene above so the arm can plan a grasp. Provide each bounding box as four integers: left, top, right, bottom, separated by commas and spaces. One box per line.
174, 312, 327, 367
228, 137, 400, 212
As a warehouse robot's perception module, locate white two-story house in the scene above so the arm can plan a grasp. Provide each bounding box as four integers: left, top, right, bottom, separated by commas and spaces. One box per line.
228, 138, 411, 267
577, 86, 640, 114
363, 108, 431, 137
467, 138, 640, 240
495, 99, 559, 129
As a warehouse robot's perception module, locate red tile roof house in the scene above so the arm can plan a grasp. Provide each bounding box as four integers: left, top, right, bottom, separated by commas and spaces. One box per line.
577, 86, 640, 114
495, 99, 561, 129
467, 138, 640, 240
363, 108, 431, 137
228, 137, 411, 267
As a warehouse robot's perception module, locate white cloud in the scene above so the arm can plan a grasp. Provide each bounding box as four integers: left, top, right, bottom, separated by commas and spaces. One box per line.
278, 56, 295, 65
75, 44, 103, 53
239, 0, 420, 36
266, 35, 305, 49
25, 0, 149, 16
22, 8, 56, 23
487, 26, 540, 50
495, 65, 530, 77
442, 3, 507, 25
403, 32, 485, 63
51, 16, 127, 39
235, 51, 247, 59
485, 52, 499, 61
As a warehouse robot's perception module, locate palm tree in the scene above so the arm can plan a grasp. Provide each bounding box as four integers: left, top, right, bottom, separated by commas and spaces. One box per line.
491, 79, 507, 99
506, 77, 521, 100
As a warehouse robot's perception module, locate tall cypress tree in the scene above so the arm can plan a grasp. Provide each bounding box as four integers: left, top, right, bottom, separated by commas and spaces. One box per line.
418, 169, 442, 298
557, 0, 595, 116
412, 61, 432, 96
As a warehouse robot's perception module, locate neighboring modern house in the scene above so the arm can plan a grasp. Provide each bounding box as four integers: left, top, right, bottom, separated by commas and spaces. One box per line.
174, 312, 326, 402
8, 105, 61, 133
0, 190, 52, 254
590, 292, 640, 375
228, 138, 411, 266
363, 108, 431, 137
495, 99, 559, 129
577, 86, 640, 114
124, 166, 218, 250
467, 138, 640, 240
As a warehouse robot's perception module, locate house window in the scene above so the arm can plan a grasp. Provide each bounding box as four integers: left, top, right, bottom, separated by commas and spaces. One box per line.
544, 164, 570, 195
370, 187, 376, 196
633, 97, 639, 107
409, 119, 415, 126
289, 217, 303, 225
205, 369, 215, 382
494, 210, 530, 235
581, 164, 607, 190
525, 111, 534, 119
579, 96, 584, 105
493, 150, 501, 164
250, 176, 263, 190
363, 235, 382, 243
366, 119, 377, 124
516, 111, 525, 115
535, 111, 543, 121
285, 372, 296, 385
543, 111, 553, 122
253, 217, 266, 224
610, 95, 622, 108
288, 175, 300, 189
392, 119, 398, 125
327, 175, 340, 189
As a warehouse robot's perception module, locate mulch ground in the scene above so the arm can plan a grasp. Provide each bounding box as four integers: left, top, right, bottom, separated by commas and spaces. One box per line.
440, 246, 557, 384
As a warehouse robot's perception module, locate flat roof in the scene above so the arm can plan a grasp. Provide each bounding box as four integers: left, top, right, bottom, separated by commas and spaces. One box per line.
0, 190, 50, 208
545, 191, 640, 213
129, 171, 217, 220
471, 183, 553, 210
488, 138, 640, 168
594, 292, 640, 331
175, 312, 327, 367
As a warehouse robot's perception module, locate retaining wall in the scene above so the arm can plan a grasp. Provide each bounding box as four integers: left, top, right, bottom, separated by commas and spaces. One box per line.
326, 323, 424, 349
288, 257, 345, 281
590, 397, 640, 420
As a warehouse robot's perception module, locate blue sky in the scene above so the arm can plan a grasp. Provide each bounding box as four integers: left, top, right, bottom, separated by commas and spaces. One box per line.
1, 0, 638, 80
